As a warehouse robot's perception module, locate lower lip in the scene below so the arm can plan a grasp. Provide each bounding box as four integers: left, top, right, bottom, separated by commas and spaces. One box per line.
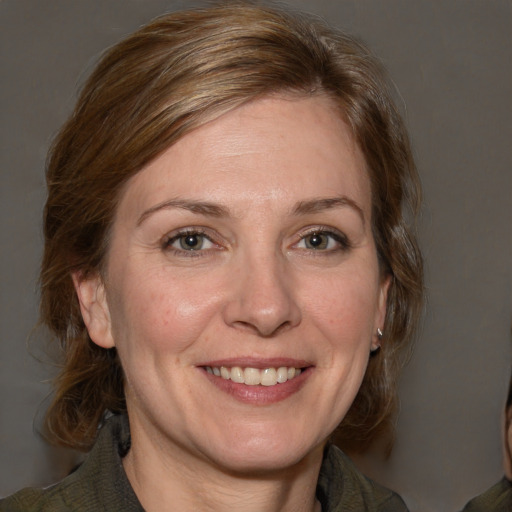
201, 367, 312, 405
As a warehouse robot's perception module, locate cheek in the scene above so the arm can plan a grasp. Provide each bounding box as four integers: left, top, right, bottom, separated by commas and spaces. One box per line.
304, 269, 380, 343
108, 267, 224, 355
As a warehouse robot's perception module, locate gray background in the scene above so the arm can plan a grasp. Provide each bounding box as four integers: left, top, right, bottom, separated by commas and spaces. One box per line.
1, 1, 511, 511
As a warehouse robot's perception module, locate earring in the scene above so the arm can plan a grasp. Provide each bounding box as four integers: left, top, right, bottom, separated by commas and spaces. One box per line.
371, 328, 383, 353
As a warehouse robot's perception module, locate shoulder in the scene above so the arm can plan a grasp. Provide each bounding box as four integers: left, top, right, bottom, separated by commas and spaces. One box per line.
317, 444, 409, 512
0, 457, 115, 512
460, 477, 512, 512
0, 480, 82, 512
0, 415, 142, 512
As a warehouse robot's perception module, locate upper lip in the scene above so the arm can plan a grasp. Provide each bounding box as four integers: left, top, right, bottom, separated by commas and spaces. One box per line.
197, 357, 313, 369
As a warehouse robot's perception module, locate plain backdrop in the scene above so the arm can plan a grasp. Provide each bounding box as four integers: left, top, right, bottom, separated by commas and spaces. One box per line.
1, 1, 511, 511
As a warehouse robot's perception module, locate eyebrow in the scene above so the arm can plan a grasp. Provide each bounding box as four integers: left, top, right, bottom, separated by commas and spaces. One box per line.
292, 196, 366, 225
137, 195, 365, 226
137, 199, 230, 226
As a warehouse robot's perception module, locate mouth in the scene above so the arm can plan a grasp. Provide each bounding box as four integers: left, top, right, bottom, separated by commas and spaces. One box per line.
204, 365, 303, 387
198, 358, 313, 404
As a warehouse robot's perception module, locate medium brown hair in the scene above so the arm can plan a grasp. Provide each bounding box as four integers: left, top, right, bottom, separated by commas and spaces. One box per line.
41, 1, 423, 452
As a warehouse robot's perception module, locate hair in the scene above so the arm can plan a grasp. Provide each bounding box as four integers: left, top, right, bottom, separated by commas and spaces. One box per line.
41, 1, 423, 453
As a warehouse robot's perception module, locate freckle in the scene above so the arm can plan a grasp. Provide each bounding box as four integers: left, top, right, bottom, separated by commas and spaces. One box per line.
162, 310, 172, 326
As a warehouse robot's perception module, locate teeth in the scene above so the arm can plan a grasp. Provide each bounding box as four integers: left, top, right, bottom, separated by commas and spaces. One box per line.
204, 365, 303, 386
277, 367, 288, 383
261, 368, 277, 386
231, 366, 244, 383
244, 367, 261, 386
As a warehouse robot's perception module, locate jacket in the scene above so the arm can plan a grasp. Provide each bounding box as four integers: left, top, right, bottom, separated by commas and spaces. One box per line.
0, 414, 408, 511
460, 477, 512, 512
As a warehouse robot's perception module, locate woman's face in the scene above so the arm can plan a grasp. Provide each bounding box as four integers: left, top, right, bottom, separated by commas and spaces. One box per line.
76, 95, 389, 474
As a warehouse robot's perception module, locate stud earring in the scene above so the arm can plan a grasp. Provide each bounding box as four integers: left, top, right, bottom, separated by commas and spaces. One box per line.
371, 328, 383, 353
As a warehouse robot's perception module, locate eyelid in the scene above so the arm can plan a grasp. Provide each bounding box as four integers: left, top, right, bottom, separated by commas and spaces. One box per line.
293, 226, 351, 251
162, 226, 224, 254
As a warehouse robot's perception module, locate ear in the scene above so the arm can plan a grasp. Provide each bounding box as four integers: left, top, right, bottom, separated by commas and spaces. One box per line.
372, 274, 391, 351
72, 272, 115, 349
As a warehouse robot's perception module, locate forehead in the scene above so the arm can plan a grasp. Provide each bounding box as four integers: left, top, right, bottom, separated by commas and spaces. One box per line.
116, 94, 371, 220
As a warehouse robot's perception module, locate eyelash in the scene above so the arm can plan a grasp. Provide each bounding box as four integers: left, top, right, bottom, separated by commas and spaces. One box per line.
162, 226, 350, 259
162, 228, 219, 257
295, 227, 351, 253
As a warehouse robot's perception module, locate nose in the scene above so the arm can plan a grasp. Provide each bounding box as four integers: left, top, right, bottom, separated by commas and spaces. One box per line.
222, 252, 302, 337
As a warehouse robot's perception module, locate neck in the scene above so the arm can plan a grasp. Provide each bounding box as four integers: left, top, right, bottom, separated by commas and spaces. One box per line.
123, 419, 325, 512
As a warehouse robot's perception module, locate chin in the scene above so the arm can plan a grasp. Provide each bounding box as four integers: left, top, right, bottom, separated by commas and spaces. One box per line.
202, 429, 326, 475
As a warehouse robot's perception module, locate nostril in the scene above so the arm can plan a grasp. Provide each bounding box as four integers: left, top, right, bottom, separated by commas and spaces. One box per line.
232, 319, 292, 338
232, 320, 256, 333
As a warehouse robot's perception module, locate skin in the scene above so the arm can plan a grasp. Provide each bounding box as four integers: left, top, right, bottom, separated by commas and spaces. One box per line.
74, 95, 389, 512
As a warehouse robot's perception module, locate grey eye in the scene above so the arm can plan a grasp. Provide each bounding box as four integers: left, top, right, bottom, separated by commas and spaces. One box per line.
296, 230, 349, 252
168, 233, 214, 251
304, 233, 329, 250
179, 234, 205, 250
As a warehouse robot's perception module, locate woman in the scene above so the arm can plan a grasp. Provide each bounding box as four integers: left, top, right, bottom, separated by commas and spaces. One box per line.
0, 2, 423, 511
461, 371, 512, 511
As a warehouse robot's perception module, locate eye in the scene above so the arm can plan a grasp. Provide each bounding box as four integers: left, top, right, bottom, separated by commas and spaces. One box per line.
165, 231, 215, 252
295, 230, 349, 251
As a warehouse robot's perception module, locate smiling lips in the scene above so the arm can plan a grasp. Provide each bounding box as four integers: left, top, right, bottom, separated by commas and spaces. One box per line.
205, 366, 302, 386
